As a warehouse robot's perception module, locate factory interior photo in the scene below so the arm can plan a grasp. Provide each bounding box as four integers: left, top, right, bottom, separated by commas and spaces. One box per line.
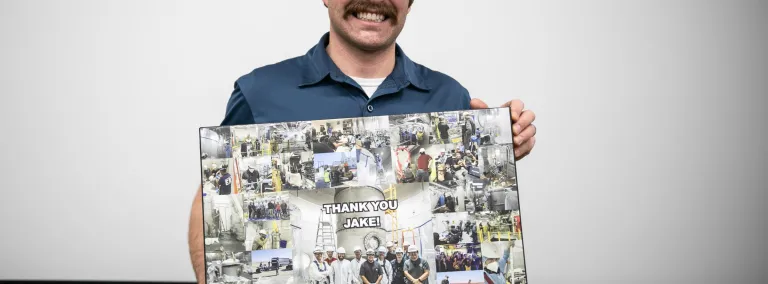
205, 251, 252, 284
237, 151, 315, 193
313, 151, 358, 189
201, 158, 236, 196
201, 127, 233, 160
436, 270, 484, 284
309, 116, 391, 154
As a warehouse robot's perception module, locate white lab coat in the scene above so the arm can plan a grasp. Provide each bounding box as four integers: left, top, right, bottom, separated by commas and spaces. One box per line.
350, 258, 365, 284
309, 260, 333, 284
377, 258, 393, 284
332, 259, 354, 284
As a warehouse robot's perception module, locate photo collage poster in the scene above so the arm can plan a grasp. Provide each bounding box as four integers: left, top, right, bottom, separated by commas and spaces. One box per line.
199, 108, 526, 284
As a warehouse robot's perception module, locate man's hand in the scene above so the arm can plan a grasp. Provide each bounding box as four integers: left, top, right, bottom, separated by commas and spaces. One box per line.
470, 99, 536, 160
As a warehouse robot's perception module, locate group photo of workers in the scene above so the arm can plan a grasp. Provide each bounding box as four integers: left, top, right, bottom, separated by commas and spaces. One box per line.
201, 159, 236, 196
433, 212, 477, 245
203, 194, 247, 253
254, 122, 313, 155
243, 193, 291, 221
250, 248, 293, 284
481, 241, 526, 284
205, 251, 252, 284
389, 113, 436, 146
313, 151, 358, 188
201, 126, 233, 160
434, 244, 483, 273
436, 270, 484, 284
245, 220, 293, 251
472, 211, 520, 243
394, 143, 479, 186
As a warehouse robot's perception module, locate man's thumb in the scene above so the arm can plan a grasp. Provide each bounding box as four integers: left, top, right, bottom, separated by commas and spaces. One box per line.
469, 98, 489, 109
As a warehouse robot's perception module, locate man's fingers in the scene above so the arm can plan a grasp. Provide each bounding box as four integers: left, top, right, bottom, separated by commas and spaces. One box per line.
514, 137, 536, 160
513, 110, 535, 135
505, 100, 525, 122
470, 98, 489, 109
514, 124, 536, 146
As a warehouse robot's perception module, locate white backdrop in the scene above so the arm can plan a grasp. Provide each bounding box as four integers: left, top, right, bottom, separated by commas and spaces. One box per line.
0, 0, 766, 283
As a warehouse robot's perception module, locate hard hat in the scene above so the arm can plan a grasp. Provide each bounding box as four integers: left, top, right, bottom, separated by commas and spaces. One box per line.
395, 248, 404, 254
366, 249, 375, 255
480, 242, 501, 258
354, 246, 362, 252
407, 246, 418, 253
419, 148, 425, 154
337, 247, 346, 254
378, 246, 387, 254
403, 241, 411, 246
386, 241, 394, 247
313, 247, 323, 254
259, 229, 266, 235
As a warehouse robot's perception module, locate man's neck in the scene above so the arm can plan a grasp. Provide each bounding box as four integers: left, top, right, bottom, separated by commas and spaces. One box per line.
326, 31, 396, 79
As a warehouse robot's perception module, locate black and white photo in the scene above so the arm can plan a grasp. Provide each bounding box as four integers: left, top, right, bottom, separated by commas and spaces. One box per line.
205, 251, 253, 284
201, 127, 234, 160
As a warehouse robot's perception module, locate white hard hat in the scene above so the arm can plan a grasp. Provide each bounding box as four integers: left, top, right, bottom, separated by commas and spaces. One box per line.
366, 249, 375, 255
337, 247, 346, 254
354, 246, 362, 252
395, 248, 404, 254
403, 241, 411, 246
407, 246, 418, 253
378, 246, 387, 254
419, 148, 425, 154
386, 241, 394, 247
480, 242, 501, 258
259, 229, 266, 235
313, 247, 323, 254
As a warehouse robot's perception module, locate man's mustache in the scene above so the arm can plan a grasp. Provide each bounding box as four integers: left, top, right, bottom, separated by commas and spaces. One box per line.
345, 0, 398, 22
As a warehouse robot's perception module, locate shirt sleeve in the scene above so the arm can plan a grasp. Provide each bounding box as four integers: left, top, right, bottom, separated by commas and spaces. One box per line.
220, 81, 256, 126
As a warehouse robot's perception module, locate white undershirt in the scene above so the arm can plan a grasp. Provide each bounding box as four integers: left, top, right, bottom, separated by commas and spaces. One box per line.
349, 76, 386, 98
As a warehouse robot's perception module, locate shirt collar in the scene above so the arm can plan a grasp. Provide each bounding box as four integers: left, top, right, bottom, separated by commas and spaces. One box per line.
300, 32, 430, 91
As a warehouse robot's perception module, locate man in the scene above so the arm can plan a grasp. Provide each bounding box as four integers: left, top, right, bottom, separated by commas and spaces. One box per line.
351, 246, 365, 284
333, 247, 354, 284
390, 247, 406, 284
385, 242, 396, 262
437, 117, 450, 144
460, 113, 476, 151
402, 242, 410, 255
242, 165, 260, 192
377, 246, 393, 284
480, 242, 509, 284
310, 246, 333, 284
241, 138, 249, 157
441, 276, 449, 284
252, 229, 268, 250
403, 246, 429, 284
361, 249, 383, 284
416, 148, 431, 182
189, 0, 537, 280
327, 248, 338, 264
217, 166, 232, 195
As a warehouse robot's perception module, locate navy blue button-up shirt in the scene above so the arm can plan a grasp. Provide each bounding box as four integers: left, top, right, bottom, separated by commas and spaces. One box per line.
220, 32, 471, 126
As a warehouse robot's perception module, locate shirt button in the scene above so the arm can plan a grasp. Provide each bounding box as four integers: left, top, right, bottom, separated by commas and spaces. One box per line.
367, 105, 374, 112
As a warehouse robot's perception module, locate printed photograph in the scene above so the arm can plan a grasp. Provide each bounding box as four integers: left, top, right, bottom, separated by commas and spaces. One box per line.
481, 241, 526, 284
200, 127, 233, 160
245, 220, 293, 251
238, 151, 315, 192
244, 192, 291, 222
389, 113, 436, 146
231, 125, 265, 158
284, 183, 433, 284
432, 212, 476, 245
393, 143, 479, 185
429, 112, 464, 145
429, 182, 470, 214
250, 248, 294, 284
355, 146, 396, 188
309, 116, 391, 153
466, 184, 518, 214
314, 151, 358, 189
435, 270, 484, 284
259, 121, 313, 154
468, 108, 514, 146
476, 144, 517, 189
201, 158, 236, 195
472, 211, 519, 243
434, 243, 483, 272
203, 194, 247, 253
205, 251, 252, 284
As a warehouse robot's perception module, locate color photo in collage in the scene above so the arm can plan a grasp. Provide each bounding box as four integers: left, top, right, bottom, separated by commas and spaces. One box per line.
198, 108, 526, 284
